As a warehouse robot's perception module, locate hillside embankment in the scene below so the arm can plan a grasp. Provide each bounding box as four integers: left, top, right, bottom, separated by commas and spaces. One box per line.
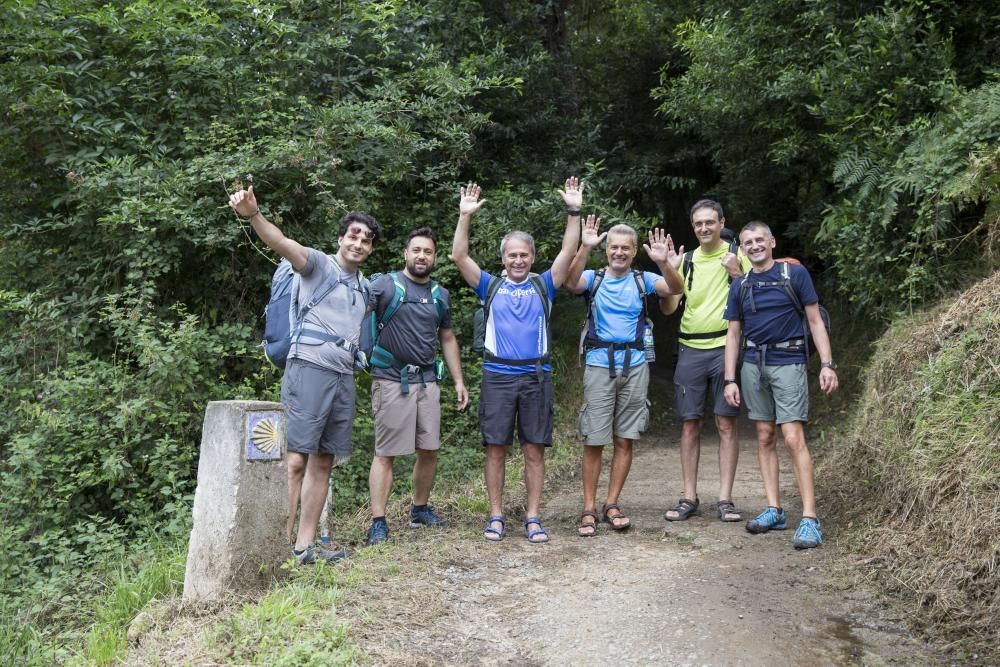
819, 269, 1000, 659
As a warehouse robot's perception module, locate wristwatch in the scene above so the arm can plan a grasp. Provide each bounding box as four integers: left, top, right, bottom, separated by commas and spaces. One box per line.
723, 379, 738, 385
821, 361, 837, 370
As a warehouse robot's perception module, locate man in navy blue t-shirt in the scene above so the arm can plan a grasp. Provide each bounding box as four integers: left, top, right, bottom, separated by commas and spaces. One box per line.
451, 179, 582, 543
722, 222, 838, 549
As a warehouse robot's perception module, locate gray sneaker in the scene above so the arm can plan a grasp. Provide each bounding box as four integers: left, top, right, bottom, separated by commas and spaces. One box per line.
294, 541, 348, 565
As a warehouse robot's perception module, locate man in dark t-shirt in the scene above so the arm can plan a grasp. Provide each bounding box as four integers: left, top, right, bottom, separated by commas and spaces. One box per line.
364, 227, 468, 545
722, 221, 838, 550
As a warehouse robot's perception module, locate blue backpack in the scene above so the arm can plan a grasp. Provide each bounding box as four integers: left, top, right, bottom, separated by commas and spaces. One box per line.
262, 258, 365, 369
359, 272, 449, 391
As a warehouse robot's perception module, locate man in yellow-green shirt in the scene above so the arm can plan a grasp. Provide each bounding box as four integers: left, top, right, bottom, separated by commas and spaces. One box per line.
660, 199, 748, 523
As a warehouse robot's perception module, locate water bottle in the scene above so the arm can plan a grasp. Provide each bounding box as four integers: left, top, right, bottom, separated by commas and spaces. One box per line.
643, 319, 656, 363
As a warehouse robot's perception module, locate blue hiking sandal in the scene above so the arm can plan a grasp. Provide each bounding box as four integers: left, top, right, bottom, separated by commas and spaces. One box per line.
483, 515, 506, 541
366, 518, 389, 545
793, 516, 823, 549
523, 517, 549, 544
746, 506, 788, 534
409, 504, 449, 528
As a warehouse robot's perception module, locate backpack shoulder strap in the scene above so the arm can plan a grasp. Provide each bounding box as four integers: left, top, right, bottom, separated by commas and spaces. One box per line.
589, 268, 607, 297
631, 270, 648, 319
377, 272, 408, 330
735, 275, 751, 322
779, 261, 805, 316
430, 280, 448, 325
683, 250, 695, 291
528, 273, 551, 322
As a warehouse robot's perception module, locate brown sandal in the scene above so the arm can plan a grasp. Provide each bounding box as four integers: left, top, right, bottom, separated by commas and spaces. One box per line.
578, 511, 598, 537
601, 503, 631, 531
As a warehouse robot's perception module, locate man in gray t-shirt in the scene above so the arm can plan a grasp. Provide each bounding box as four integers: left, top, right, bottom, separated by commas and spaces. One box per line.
364, 227, 468, 545
229, 186, 381, 565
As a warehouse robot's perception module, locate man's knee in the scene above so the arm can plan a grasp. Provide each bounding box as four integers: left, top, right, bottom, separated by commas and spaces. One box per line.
307, 452, 335, 475
681, 418, 703, 438
755, 421, 778, 447
521, 443, 545, 465
715, 415, 737, 437
780, 422, 808, 453
287, 452, 308, 478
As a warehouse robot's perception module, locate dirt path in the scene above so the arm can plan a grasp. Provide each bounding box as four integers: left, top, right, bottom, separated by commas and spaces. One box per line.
351, 422, 945, 666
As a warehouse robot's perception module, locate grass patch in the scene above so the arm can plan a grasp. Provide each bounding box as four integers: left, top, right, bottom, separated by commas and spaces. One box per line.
819, 270, 1000, 660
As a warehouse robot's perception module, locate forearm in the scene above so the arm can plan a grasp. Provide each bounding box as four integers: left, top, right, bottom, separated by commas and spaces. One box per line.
724, 322, 742, 378
807, 306, 833, 363
440, 332, 465, 387
564, 243, 592, 295
450, 214, 481, 286
550, 214, 582, 286
653, 259, 684, 295
249, 213, 307, 269
659, 294, 681, 316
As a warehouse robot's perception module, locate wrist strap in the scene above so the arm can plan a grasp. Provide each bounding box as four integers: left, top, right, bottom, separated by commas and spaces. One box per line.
240, 207, 261, 220
566, 209, 582, 217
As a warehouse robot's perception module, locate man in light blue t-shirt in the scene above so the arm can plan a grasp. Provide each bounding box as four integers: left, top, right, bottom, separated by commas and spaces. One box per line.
563, 217, 684, 536
451, 178, 582, 543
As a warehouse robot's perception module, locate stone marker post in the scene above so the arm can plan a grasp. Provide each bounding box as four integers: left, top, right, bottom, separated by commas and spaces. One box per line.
183, 400, 289, 602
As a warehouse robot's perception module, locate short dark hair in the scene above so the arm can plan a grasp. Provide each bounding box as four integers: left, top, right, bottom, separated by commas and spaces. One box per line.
739, 221, 773, 238
338, 211, 382, 244
406, 226, 437, 250
689, 199, 725, 221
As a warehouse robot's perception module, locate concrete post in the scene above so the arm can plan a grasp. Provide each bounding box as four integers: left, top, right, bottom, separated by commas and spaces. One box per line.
183, 400, 289, 602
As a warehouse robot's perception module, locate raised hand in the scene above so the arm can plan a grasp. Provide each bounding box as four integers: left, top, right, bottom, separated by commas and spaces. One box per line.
643, 228, 675, 265
229, 186, 259, 218
581, 214, 606, 248
459, 182, 487, 217
666, 234, 685, 270
558, 176, 584, 211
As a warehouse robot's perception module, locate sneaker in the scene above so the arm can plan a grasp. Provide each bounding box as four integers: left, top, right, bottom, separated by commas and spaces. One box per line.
409, 505, 449, 528
793, 517, 823, 549
746, 506, 788, 533
294, 542, 348, 565
366, 518, 389, 545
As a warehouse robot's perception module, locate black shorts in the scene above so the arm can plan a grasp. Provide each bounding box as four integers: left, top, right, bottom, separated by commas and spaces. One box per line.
479, 370, 553, 446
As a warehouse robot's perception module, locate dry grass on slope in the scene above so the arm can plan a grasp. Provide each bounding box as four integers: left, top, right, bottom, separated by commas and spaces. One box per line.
821, 270, 1000, 660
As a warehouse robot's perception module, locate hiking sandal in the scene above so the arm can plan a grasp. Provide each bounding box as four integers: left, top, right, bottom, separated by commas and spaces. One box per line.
483, 515, 506, 541
717, 500, 743, 522
664, 497, 700, 522
601, 503, 631, 531
523, 517, 549, 543
578, 511, 598, 537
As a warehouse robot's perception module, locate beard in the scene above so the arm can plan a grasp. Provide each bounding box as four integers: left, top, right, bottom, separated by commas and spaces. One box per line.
406, 260, 434, 278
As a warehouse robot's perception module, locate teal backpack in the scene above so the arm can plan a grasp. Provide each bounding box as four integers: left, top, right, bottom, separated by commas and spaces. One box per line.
360, 272, 449, 392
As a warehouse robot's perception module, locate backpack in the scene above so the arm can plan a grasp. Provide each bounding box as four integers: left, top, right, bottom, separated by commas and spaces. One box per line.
734, 260, 831, 361
578, 269, 653, 377
472, 273, 551, 365
359, 272, 449, 387
262, 258, 365, 369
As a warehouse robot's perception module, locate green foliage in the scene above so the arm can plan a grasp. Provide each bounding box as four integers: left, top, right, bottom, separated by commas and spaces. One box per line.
657, 1, 1000, 312
821, 271, 1000, 656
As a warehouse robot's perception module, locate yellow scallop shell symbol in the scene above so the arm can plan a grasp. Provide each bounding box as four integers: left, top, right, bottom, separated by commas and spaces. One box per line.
251, 418, 281, 454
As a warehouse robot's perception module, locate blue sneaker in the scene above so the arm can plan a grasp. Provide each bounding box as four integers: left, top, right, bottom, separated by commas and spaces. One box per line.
746, 506, 788, 533
366, 518, 389, 545
409, 505, 449, 528
793, 517, 823, 549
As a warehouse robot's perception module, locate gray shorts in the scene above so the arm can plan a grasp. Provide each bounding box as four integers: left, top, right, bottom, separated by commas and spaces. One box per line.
280, 360, 355, 458
372, 379, 441, 457
740, 363, 809, 424
479, 370, 553, 447
673, 344, 739, 421
579, 363, 650, 445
